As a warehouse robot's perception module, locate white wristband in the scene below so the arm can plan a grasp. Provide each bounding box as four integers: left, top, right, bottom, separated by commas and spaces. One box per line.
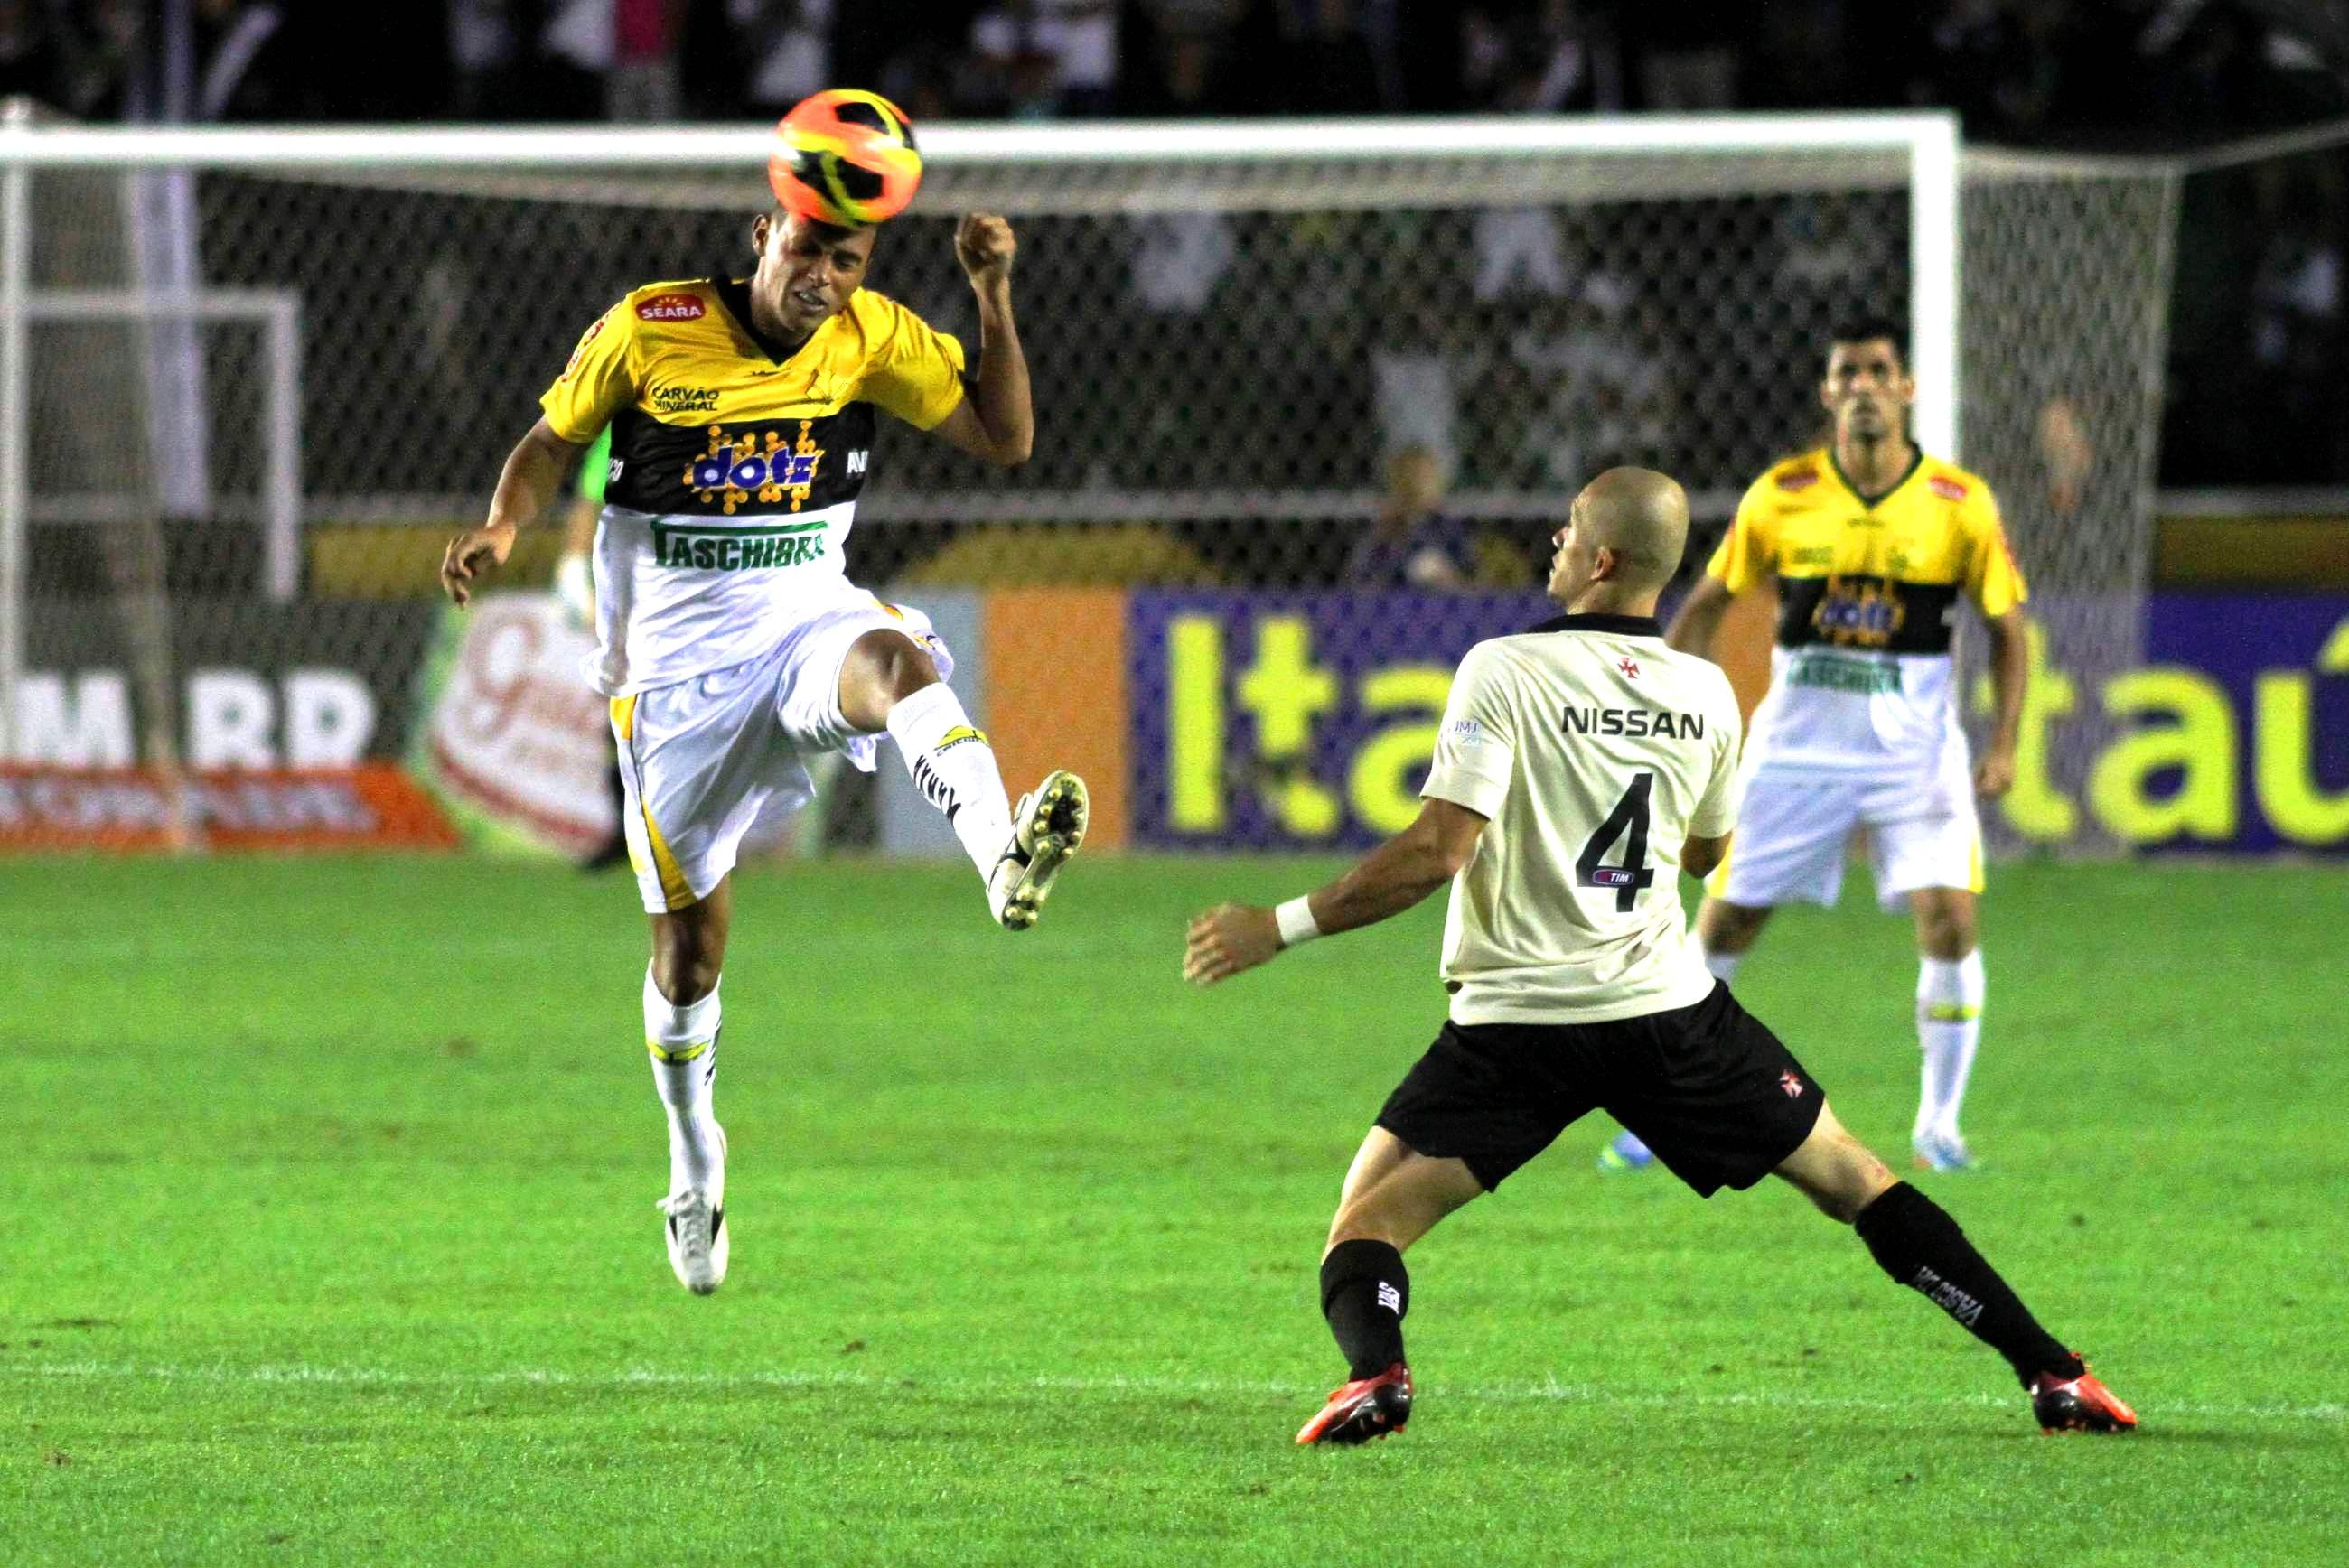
1275, 896, 1322, 948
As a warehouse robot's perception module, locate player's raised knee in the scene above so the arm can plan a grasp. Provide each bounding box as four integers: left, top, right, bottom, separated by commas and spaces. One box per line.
839, 627, 943, 728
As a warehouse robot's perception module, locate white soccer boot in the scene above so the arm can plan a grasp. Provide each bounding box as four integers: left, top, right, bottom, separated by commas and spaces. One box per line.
657, 1122, 728, 1294
988, 770, 1089, 930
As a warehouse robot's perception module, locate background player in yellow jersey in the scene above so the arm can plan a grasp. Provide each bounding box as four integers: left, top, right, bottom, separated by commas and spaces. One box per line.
438, 208, 1087, 1295
1606, 317, 2028, 1175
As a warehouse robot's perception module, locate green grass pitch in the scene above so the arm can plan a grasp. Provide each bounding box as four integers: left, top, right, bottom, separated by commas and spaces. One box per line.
4, 853, 2344, 1565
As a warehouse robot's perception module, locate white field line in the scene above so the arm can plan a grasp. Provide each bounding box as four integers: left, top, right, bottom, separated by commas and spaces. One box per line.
13, 1359, 2344, 1425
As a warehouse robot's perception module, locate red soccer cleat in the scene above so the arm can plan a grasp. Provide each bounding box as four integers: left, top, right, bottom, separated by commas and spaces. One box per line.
2029, 1362, 2138, 1434
1296, 1362, 1413, 1446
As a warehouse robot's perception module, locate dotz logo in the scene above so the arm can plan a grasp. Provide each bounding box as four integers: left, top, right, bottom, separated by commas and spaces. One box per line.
1811, 576, 1906, 648
683, 421, 824, 515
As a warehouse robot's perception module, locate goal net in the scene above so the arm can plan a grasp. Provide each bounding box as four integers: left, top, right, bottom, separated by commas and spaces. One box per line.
0, 117, 2174, 857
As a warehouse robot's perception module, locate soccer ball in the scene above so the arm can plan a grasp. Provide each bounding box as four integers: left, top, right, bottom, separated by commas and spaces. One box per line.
768, 89, 923, 229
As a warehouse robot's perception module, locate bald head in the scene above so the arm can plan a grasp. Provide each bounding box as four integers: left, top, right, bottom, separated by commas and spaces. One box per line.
1577, 468, 1688, 589
1547, 467, 1689, 611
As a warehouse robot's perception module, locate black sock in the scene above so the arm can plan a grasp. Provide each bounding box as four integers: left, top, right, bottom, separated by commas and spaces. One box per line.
1319, 1239, 1409, 1380
1854, 1181, 2082, 1386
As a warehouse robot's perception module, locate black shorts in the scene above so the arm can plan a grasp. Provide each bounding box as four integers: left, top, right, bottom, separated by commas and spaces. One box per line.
1374, 983, 1825, 1198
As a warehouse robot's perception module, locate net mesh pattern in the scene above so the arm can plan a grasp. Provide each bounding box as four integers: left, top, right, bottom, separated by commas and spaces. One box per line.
5, 135, 2176, 853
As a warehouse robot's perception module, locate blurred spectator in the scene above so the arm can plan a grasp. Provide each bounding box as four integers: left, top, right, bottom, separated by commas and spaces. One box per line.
1344, 447, 1474, 590
733, 0, 834, 115
965, 0, 1118, 118
2245, 181, 2346, 477
1509, 271, 1670, 490
57, 0, 145, 118
1634, 11, 1736, 109
1270, 0, 1399, 116
193, 0, 289, 122
1460, 0, 1624, 113
448, 0, 524, 118
0, 0, 66, 108
544, 0, 682, 121
1738, 0, 1858, 112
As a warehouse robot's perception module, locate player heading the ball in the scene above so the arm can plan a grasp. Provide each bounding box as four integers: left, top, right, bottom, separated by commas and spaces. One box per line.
439, 91, 1086, 1298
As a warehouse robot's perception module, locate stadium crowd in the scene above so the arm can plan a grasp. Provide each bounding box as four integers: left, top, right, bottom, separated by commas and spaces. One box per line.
1, 1, 2340, 493
2, 1, 2343, 150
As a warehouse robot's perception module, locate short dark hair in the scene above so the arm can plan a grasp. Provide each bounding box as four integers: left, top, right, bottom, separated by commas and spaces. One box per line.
1830, 315, 1907, 369
767, 204, 866, 247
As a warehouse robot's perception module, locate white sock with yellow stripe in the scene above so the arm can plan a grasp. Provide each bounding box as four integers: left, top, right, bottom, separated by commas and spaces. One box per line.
645, 966, 722, 1197
1915, 950, 1986, 1143
884, 682, 1013, 880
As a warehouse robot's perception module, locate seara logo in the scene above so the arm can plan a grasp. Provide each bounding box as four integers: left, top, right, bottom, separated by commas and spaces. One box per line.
637, 293, 707, 322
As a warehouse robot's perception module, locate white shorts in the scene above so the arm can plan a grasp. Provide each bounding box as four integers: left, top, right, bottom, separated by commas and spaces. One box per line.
1708, 768, 1983, 914
609, 596, 951, 914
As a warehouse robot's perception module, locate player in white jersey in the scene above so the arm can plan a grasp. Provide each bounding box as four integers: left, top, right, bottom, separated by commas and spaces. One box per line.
440, 209, 1087, 1296
1185, 469, 2133, 1445
1606, 316, 2029, 1175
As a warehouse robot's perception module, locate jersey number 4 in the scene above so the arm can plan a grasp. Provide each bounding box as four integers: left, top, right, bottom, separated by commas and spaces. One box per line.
1577, 771, 1655, 911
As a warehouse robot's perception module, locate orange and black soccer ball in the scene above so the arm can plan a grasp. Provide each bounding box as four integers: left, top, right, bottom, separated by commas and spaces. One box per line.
768, 89, 923, 229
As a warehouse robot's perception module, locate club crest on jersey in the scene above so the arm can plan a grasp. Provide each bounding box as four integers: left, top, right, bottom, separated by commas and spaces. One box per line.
559, 316, 605, 382
1810, 576, 1907, 648
684, 421, 824, 514
1617, 656, 1641, 679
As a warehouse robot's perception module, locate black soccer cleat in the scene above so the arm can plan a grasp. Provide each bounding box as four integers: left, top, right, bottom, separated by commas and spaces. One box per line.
2029, 1361, 2138, 1434
1296, 1362, 1413, 1446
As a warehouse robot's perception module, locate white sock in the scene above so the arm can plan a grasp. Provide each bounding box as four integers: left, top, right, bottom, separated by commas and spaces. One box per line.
1915, 949, 1986, 1143
884, 682, 1014, 879
1702, 948, 1743, 984
644, 966, 723, 1197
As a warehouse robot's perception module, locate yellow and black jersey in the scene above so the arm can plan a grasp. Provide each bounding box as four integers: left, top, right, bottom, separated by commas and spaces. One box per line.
1711, 447, 2025, 777
542, 277, 965, 519
538, 279, 967, 695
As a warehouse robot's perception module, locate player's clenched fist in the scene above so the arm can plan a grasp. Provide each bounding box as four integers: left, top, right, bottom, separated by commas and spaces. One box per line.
1184, 902, 1282, 986
440, 519, 516, 608
955, 212, 1016, 288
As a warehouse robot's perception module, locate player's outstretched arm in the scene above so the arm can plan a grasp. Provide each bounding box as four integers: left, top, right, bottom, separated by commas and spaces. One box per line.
1663, 573, 1733, 658
929, 213, 1033, 468
440, 418, 584, 607
1975, 606, 2031, 798
1184, 800, 1488, 986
